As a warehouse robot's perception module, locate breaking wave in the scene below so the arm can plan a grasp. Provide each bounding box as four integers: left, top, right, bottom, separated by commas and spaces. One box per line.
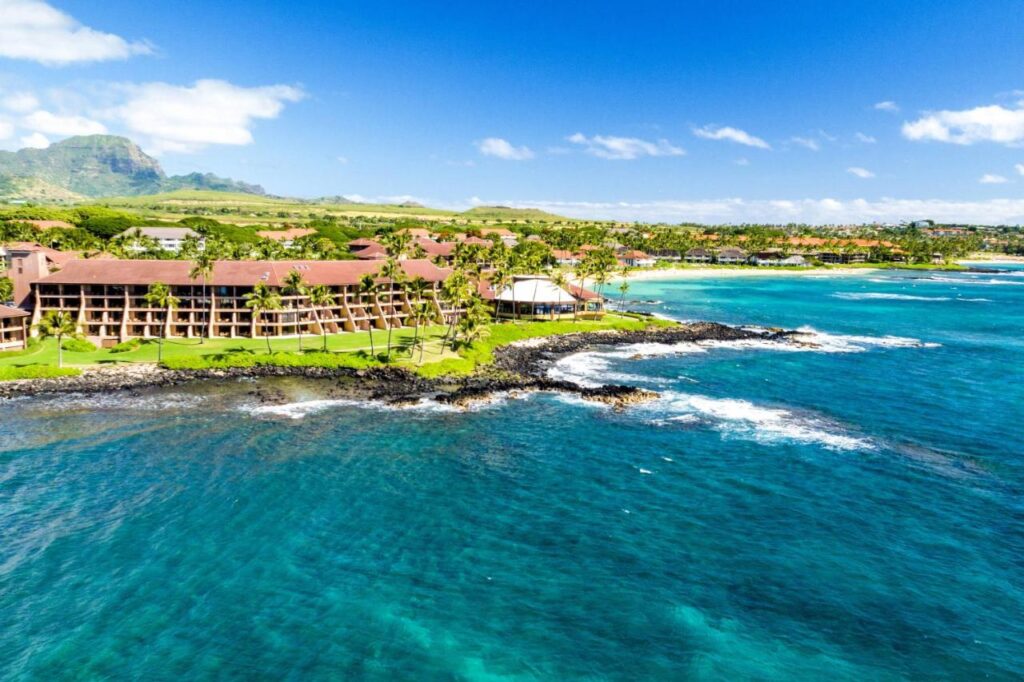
642, 391, 873, 451
832, 292, 950, 301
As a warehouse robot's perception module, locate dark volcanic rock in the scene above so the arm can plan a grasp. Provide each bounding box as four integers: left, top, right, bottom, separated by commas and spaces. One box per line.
0, 321, 801, 409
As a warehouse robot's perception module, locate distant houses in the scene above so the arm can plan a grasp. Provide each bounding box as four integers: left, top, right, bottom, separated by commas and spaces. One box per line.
117, 227, 202, 253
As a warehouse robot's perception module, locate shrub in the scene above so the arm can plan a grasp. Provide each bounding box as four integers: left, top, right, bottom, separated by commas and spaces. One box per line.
109, 338, 143, 353
61, 337, 97, 353
0, 365, 81, 381
161, 350, 378, 372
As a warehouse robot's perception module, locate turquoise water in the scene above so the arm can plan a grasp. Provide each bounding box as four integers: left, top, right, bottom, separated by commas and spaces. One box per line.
2, 267, 1023, 680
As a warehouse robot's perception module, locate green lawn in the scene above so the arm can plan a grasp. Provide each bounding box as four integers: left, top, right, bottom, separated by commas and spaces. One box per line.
0, 325, 450, 369
0, 314, 668, 379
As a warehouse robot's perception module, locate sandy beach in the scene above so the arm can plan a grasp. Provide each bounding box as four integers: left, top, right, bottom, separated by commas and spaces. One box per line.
609, 266, 876, 282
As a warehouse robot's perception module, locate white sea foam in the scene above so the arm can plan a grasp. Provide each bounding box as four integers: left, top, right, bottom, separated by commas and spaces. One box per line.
832, 292, 951, 301
646, 391, 873, 451
547, 348, 675, 387
547, 327, 939, 386
242, 395, 481, 420
792, 327, 940, 353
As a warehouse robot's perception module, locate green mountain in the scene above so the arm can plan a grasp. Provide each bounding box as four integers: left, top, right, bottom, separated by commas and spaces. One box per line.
462, 205, 567, 221
0, 135, 265, 200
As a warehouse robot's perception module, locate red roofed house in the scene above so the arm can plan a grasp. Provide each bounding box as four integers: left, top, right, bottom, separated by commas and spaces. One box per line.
0, 304, 30, 350
30, 259, 461, 345
619, 250, 656, 268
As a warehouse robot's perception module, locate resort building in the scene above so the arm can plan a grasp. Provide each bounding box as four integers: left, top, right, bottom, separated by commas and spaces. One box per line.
1, 242, 78, 308
482, 275, 604, 320
684, 247, 713, 263
716, 247, 749, 264
30, 259, 459, 346
619, 250, 656, 268
116, 227, 203, 253
0, 305, 30, 351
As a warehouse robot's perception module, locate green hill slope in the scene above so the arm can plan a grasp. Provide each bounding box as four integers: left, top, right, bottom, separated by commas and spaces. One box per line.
0, 135, 265, 200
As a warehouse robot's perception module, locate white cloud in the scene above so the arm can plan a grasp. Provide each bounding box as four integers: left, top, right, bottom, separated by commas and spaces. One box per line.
476, 137, 534, 160
0, 119, 13, 140
23, 109, 106, 136
902, 104, 1024, 146
1016, 163, 1024, 176
114, 79, 305, 154
789, 136, 820, 151
2, 91, 39, 113
0, 0, 152, 66
847, 167, 875, 179
693, 125, 770, 149
567, 132, 685, 159
979, 173, 1008, 184
464, 197, 1024, 224
20, 132, 49, 148
855, 132, 877, 144
874, 101, 899, 112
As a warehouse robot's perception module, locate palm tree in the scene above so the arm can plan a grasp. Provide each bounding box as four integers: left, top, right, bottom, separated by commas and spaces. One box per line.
456, 297, 490, 351
282, 269, 307, 350
144, 281, 180, 363
357, 273, 378, 357
34, 310, 77, 369
378, 258, 404, 360
440, 268, 470, 352
189, 252, 214, 344
307, 284, 335, 351
489, 267, 511, 322
572, 262, 592, 322
411, 300, 433, 364
404, 276, 430, 351
618, 278, 630, 311
244, 281, 282, 353
550, 270, 570, 320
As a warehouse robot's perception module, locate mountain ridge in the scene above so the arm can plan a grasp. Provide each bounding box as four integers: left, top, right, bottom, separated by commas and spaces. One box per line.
0, 135, 266, 200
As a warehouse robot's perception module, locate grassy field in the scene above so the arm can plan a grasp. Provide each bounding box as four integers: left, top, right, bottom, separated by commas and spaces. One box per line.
0, 314, 667, 380
90, 190, 573, 226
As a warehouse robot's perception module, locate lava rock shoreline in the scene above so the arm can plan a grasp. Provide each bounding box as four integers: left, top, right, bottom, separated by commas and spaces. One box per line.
0, 322, 800, 409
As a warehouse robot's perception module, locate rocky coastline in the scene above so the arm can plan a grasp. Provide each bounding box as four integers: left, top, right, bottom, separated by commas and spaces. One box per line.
0, 322, 800, 410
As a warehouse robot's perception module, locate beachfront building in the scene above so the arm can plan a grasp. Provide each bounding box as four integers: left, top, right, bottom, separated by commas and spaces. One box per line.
619, 250, 656, 268
483, 275, 604, 320
0, 305, 30, 350
30, 259, 459, 346
716, 247, 749, 264
116, 227, 202, 253
684, 247, 713, 263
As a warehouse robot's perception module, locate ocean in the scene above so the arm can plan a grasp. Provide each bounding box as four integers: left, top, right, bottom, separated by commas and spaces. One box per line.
2, 266, 1023, 680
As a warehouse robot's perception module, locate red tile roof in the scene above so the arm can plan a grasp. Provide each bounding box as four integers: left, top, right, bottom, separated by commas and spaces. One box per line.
2, 242, 78, 265
35, 259, 450, 287
0, 304, 29, 320
413, 238, 455, 257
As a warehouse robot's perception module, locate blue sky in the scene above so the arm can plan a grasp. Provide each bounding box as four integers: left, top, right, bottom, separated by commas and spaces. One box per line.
1, 0, 1024, 223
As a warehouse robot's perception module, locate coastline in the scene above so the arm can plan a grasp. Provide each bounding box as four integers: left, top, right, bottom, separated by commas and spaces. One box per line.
610, 266, 875, 282
0, 321, 803, 409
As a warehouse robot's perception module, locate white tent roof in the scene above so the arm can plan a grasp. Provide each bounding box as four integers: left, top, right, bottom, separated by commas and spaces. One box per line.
495, 276, 577, 303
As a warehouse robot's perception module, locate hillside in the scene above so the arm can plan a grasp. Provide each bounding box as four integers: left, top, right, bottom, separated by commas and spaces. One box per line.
461, 205, 568, 222
0, 135, 265, 201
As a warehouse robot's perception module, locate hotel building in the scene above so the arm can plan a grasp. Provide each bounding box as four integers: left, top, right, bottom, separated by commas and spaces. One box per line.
30, 259, 459, 346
